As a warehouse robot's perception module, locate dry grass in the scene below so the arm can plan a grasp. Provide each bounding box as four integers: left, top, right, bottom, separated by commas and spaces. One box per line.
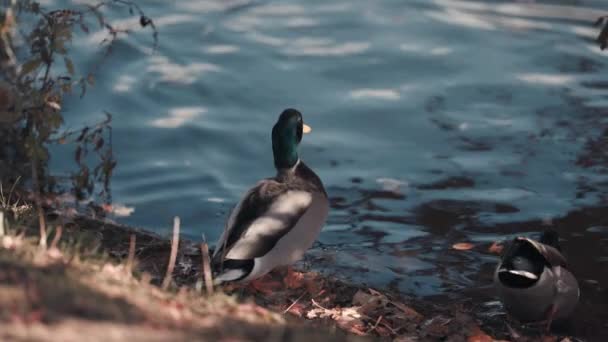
0, 203, 580, 342
200, 240, 214, 295
161, 216, 180, 290
0, 178, 32, 226
0, 209, 364, 342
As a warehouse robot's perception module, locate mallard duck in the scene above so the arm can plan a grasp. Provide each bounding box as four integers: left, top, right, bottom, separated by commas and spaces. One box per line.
211, 108, 329, 284
494, 230, 579, 328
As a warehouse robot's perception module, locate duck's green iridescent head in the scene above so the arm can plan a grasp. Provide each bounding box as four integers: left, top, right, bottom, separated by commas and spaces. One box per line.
272, 108, 312, 169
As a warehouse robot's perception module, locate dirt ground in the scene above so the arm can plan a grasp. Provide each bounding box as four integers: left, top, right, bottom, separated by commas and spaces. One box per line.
0, 211, 583, 341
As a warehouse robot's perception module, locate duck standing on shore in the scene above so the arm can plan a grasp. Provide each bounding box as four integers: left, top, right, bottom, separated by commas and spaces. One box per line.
212, 108, 329, 284
494, 230, 579, 330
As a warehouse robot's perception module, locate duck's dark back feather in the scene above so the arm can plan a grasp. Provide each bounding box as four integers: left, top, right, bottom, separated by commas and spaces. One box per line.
277, 161, 328, 197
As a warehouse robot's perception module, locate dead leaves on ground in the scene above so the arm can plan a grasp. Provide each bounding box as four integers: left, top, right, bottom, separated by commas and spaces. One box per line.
307, 303, 367, 336
238, 270, 501, 340
303, 286, 499, 340
350, 288, 424, 337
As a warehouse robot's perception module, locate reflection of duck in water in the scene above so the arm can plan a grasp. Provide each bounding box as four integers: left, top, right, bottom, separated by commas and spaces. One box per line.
212, 109, 329, 284
494, 230, 579, 329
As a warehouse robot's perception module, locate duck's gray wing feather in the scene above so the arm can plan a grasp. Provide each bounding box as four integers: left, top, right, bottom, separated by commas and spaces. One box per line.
212, 179, 312, 263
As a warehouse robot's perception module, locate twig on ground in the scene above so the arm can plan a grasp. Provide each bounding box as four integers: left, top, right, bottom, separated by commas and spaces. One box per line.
126, 233, 136, 274
311, 298, 329, 311
380, 321, 398, 335
162, 216, 180, 290
283, 291, 307, 314
366, 315, 383, 334
200, 236, 214, 295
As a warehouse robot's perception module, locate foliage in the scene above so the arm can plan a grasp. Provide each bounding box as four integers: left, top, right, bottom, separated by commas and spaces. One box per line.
0, 0, 157, 205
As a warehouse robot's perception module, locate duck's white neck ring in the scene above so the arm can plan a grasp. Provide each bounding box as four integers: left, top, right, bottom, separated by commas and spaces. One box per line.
277, 159, 300, 174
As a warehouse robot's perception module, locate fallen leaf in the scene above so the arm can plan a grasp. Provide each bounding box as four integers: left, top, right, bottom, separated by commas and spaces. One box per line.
284, 270, 305, 289
305, 302, 369, 336
467, 326, 494, 342
340, 307, 362, 319
334, 307, 366, 336
452, 242, 475, 251
391, 301, 424, 323
306, 307, 335, 319
488, 242, 503, 254
305, 308, 321, 319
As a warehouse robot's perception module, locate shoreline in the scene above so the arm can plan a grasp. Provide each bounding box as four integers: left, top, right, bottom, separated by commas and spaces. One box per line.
0, 209, 597, 341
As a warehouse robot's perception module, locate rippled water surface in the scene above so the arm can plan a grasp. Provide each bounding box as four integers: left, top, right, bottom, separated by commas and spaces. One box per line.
47, 0, 608, 336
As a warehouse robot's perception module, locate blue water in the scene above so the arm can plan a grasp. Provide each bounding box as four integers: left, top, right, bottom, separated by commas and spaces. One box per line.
47, 0, 608, 307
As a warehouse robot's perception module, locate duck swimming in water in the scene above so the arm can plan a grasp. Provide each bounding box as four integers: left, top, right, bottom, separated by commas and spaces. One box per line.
494, 230, 579, 329
212, 108, 329, 284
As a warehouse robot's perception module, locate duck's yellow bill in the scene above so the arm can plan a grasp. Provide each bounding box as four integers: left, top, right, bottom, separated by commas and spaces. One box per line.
303, 124, 312, 134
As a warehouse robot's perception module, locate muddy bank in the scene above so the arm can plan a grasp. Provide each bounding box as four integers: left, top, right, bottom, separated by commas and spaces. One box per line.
8, 211, 594, 341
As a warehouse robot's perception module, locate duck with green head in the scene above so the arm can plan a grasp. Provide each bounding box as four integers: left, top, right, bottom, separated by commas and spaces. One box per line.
212, 108, 329, 283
